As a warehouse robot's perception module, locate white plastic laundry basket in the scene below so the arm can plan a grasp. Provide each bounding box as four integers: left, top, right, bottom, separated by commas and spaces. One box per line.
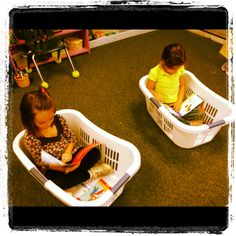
13, 109, 141, 206
139, 70, 236, 148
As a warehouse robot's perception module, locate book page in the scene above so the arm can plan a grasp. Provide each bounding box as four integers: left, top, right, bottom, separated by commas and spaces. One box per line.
179, 94, 203, 116
165, 94, 203, 117
41, 150, 64, 165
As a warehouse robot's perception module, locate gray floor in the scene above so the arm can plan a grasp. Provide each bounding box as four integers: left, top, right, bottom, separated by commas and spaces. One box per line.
8, 30, 230, 206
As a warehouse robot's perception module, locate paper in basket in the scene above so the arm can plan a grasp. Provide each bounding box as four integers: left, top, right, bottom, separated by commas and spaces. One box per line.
77, 179, 111, 201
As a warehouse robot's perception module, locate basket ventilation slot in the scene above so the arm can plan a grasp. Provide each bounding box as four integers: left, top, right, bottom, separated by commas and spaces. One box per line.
92, 138, 103, 152
202, 103, 218, 124
155, 108, 163, 127
186, 87, 195, 97
79, 129, 90, 146
163, 117, 173, 132
104, 147, 119, 171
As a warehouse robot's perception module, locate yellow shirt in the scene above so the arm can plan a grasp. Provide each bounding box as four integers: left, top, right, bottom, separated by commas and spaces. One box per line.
148, 64, 185, 103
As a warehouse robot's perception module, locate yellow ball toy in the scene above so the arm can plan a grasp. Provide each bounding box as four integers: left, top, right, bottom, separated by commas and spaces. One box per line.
41, 81, 49, 89
25, 67, 32, 73
55, 58, 62, 64
72, 70, 80, 78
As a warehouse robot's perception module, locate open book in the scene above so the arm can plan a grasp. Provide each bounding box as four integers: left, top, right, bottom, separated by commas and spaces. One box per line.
165, 94, 203, 117
41, 142, 100, 166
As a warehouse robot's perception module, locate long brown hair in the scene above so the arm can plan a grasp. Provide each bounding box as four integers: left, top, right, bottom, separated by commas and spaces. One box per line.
20, 88, 56, 136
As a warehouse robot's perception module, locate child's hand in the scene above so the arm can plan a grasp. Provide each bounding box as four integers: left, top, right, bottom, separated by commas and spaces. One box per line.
155, 93, 163, 103
64, 163, 80, 174
38, 161, 49, 167
61, 152, 72, 163
173, 100, 182, 112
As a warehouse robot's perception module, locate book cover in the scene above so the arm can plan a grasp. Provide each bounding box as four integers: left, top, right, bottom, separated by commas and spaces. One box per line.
165, 94, 203, 117
72, 142, 99, 165
77, 179, 111, 201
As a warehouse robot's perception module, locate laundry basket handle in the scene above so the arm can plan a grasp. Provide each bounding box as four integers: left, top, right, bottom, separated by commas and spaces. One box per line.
150, 97, 161, 108
111, 173, 130, 195
30, 167, 48, 185
208, 120, 226, 129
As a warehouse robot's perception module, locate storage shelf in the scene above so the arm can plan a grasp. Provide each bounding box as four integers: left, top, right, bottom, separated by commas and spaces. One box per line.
18, 48, 89, 71
9, 29, 90, 73
55, 29, 83, 36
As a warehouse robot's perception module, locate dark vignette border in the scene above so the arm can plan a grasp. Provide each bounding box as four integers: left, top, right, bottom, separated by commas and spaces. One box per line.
8, 5, 229, 234
9, 206, 228, 233
9, 5, 228, 29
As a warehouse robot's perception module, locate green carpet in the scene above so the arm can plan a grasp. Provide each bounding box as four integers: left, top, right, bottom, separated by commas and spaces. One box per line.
8, 30, 229, 206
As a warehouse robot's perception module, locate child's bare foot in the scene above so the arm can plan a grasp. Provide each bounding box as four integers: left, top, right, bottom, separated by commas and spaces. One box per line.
190, 120, 203, 126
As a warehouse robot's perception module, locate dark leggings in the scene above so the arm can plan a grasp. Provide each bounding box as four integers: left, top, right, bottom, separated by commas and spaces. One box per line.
45, 147, 100, 189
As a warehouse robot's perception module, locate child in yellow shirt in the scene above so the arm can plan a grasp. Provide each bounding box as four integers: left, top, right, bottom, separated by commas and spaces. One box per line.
147, 43, 204, 125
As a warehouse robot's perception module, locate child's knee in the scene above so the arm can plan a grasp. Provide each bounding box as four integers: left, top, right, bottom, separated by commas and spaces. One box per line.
88, 148, 101, 162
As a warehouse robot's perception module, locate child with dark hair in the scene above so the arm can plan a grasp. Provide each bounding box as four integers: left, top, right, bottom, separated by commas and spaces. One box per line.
147, 43, 204, 125
20, 88, 112, 189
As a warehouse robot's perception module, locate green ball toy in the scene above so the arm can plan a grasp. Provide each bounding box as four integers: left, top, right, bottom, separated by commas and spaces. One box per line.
25, 67, 32, 73
41, 81, 49, 89
72, 70, 80, 78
